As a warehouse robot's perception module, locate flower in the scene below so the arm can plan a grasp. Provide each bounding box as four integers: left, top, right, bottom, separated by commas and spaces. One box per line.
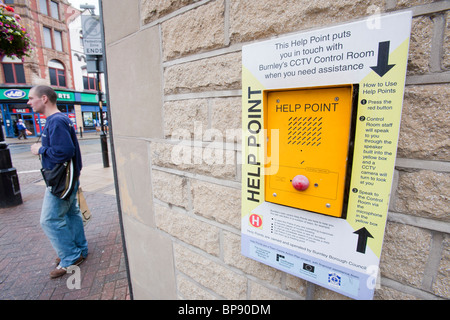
0, 2, 32, 59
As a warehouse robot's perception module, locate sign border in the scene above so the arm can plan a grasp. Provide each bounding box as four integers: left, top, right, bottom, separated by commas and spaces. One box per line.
241, 11, 412, 300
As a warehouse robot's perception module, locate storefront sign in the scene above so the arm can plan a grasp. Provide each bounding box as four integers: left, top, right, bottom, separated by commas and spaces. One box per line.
56, 91, 74, 101
3, 89, 26, 99
0, 89, 89, 103
241, 11, 412, 300
12, 108, 31, 113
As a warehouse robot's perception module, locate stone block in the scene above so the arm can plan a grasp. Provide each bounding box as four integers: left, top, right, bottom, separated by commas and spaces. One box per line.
190, 180, 241, 229
122, 216, 177, 299
432, 234, 450, 298
103, 0, 140, 44
398, 84, 450, 160
249, 281, 291, 300
164, 52, 241, 94
141, 0, 200, 24
443, 14, 450, 70
313, 285, 352, 300
162, 0, 225, 60
174, 243, 247, 299
380, 222, 432, 288
229, 0, 383, 44
177, 274, 218, 299
374, 286, 420, 300
114, 138, 154, 227
154, 203, 220, 256
223, 231, 283, 286
210, 97, 242, 142
407, 16, 433, 74
152, 170, 189, 208
164, 99, 208, 138
151, 142, 237, 180
285, 274, 308, 298
107, 26, 163, 139
395, 170, 450, 221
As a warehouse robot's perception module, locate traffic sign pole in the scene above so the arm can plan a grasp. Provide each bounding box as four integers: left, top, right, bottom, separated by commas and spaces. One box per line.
81, 8, 109, 168
96, 56, 109, 168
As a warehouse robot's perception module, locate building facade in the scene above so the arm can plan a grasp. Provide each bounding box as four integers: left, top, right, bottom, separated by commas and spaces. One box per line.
102, 0, 449, 300
0, 0, 105, 137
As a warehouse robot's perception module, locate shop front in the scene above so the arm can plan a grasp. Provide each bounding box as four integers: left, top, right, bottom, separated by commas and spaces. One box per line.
0, 88, 107, 138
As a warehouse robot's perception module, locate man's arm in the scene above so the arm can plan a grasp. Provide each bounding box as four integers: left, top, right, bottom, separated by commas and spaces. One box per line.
38, 120, 75, 163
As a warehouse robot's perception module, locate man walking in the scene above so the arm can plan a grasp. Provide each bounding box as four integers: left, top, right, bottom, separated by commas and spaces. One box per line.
28, 85, 88, 278
17, 119, 28, 140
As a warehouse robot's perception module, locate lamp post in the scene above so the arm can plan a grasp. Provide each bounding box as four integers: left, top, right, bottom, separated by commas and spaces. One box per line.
96, 57, 109, 168
0, 121, 22, 208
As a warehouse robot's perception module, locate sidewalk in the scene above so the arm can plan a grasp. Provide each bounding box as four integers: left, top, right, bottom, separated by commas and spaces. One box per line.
0, 147, 130, 300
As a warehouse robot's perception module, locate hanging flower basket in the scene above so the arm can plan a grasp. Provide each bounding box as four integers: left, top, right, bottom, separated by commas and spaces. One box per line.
0, 2, 32, 60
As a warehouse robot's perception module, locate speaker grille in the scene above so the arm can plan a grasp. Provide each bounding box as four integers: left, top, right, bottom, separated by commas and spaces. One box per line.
287, 116, 323, 147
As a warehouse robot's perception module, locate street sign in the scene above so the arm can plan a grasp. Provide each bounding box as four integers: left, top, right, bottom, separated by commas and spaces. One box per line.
82, 15, 103, 55
86, 55, 104, 73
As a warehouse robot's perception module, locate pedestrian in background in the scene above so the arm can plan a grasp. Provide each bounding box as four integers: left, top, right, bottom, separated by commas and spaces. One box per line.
17, 119, 27, 140
28, 85, 88, 279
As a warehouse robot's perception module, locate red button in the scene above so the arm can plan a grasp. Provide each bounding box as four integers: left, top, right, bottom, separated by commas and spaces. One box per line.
292, 175, 309, 191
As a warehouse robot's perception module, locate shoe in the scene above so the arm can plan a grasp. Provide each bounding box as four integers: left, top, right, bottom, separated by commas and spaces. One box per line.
73, 255, 85, 266
50, 256, 84, 279
50, 265, 67, 278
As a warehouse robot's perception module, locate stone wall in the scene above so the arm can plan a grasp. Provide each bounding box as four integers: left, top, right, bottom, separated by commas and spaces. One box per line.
102, 0, 449, 300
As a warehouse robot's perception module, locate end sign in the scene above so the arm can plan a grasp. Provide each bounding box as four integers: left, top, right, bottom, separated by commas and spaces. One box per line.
82, 15, 103, 55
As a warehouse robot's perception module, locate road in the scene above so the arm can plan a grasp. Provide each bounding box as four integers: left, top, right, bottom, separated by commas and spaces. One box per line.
9, 138, 102, 159
7, 138, 107, 184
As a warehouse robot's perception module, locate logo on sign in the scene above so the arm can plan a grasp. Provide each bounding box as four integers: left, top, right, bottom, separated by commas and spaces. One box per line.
303, 263, 315, 273
249, 214, 263, 228
328, 272, 342, 288
4, 89, 26, 99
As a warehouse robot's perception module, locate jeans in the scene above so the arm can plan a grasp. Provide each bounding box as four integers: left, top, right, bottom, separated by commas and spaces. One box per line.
40, 180, 88, 268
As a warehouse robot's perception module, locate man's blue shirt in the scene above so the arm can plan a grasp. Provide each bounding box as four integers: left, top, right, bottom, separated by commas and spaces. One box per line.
39, 112, 82, 179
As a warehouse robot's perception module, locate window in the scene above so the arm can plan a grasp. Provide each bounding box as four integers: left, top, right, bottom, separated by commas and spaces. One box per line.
82, 70, 97, 91
50, 1, 59, 19
39, 0, 48, 15
4, 0, 14, 4
48, 59, 66, 87
49, 68, 66, 87
83, 76, 96, 90
43, 27, 52, 48
43, 27, 63, 51
54, 30, 63, 51
2, 56, 25, 84
40, 0, 60, 20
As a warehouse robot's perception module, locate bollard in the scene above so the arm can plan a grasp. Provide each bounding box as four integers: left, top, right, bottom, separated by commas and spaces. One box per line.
0, 147, 22, 208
